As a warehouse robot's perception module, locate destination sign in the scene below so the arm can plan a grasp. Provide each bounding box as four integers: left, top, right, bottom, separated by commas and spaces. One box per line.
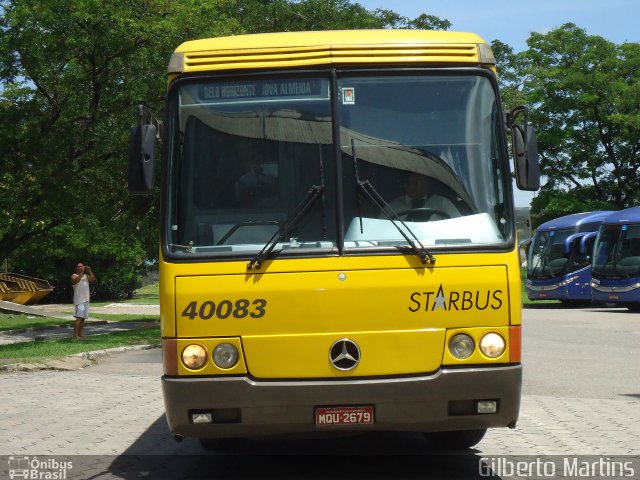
196, 78, 329, 104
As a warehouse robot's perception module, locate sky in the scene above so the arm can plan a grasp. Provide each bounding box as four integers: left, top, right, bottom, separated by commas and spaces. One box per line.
357, 0, 640, 52
356, 0, 640, 207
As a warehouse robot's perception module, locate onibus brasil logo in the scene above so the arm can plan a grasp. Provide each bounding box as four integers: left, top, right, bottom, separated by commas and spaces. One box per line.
7, 457, 72, 480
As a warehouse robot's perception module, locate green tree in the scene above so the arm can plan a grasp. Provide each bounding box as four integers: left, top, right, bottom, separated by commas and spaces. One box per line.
216, 0, 450, 33
0, 0, 450, 298
522, 24, 640, 216
0, 0, 236, 294
491, 39, 527, 115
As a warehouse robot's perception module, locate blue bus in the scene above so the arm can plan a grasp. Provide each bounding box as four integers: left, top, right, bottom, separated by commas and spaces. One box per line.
526, 211, 614, 304
591, 207, 640, 311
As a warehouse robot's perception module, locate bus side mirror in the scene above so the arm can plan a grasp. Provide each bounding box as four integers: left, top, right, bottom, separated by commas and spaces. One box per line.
128, 107, 159, 194
512, 124, 540, 192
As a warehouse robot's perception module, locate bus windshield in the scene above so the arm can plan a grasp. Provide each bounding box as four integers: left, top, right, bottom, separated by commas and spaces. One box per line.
527, 228, 575, 279
593, 224, 640, 278
164, 72, 511, 259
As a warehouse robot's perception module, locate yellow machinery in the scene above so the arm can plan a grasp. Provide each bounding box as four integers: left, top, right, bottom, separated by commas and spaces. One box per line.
0, 273, 53, 305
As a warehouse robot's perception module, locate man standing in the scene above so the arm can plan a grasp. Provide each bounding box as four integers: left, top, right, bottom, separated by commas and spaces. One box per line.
71, 262, 96, 339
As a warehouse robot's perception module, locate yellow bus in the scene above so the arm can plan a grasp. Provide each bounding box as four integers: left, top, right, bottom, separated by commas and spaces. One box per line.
129, 29, 539, 450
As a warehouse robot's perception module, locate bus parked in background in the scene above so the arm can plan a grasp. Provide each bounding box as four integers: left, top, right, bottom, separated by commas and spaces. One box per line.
129, 30, 539, 450
526, 211, 614, 304
591, 207, 640, 311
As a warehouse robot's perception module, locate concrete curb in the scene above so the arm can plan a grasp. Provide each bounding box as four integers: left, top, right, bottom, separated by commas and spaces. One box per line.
0, 300, 47, 317
72, 343, 157, 360
0, 344, 158, 373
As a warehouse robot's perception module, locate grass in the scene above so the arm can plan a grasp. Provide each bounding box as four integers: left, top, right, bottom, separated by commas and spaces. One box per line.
79, 282, 160, 307
0, 312, 159, 332
0, 282, 161, 365
88, 313, 159, 322
0, 313, 72, 332
0, 327, 160, 364
122, 282, 160, 304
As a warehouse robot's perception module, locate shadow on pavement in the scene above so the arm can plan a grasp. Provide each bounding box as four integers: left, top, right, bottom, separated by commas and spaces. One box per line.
620, 393, 640, 400
523, 303, 631, 312
98, 415, 501, 479
522, 303, 564, 309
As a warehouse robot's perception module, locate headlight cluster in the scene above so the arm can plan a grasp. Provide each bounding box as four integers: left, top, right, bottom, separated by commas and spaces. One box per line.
181, 344, 207, 369
558, 275, 579, 287
449, 332, 506, 360
181, 343, 239, 370
449, 333, 475, 359
213, 343, 239, 369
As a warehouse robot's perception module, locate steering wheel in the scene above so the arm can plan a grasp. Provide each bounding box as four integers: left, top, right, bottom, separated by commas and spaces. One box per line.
393, 208, 451, 222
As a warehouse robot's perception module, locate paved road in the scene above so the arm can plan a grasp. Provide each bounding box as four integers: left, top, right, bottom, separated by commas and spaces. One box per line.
0, 305, 639, 479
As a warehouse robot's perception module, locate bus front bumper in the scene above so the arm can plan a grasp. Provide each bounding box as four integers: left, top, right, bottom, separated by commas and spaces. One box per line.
161, 364, 521, 439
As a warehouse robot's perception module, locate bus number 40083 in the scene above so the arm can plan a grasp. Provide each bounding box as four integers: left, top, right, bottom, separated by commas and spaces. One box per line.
181, 299, 267, 320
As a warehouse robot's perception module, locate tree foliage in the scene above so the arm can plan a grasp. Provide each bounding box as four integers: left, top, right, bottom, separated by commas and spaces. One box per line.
215, 0, 451, 32
0, 0, 239, 297
491, 39, 527, 115
0, 0, 449, 298
521, 24, 640, 216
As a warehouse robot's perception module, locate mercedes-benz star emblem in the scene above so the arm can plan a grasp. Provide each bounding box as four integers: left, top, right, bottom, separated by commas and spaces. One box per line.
329, 339, 361, 371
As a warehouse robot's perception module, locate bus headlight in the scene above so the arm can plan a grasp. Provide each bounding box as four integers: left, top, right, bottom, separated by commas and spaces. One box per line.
181, 344, 207, 370
558, 275, 579, 287
479, 333, 506, 358
213, 343, 239, 369
449, 333, 475, 359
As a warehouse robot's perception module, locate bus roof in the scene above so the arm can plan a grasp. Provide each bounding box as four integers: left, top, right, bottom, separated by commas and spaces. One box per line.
536, 211, 615, 231
600, 206, 640, 225
169, 30, 493, 74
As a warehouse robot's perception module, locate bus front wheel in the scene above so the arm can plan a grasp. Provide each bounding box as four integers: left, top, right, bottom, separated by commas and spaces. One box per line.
423, 429, 487, 450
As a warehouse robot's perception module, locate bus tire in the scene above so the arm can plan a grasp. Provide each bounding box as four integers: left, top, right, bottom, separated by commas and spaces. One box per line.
423, 429, 487, 450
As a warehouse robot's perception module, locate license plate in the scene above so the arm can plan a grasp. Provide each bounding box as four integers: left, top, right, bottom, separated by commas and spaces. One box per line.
609, 294, 619, 300
315, 405, 375, 426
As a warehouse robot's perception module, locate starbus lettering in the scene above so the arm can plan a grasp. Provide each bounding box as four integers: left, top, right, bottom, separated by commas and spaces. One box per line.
408, 284, 503, 312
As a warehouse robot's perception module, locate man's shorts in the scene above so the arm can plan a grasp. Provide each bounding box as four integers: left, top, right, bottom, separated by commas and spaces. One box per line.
74, 302, 90, 319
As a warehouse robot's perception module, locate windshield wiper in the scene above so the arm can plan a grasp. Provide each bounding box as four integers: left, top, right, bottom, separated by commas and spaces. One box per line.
350, 139, 435, 265
247, 184, 324, 270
